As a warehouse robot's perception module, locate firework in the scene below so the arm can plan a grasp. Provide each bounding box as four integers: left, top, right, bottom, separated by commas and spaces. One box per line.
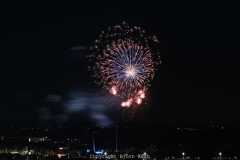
87, 21, 161, 107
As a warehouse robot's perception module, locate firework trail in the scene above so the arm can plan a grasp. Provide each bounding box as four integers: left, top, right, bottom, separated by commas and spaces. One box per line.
87, 21, 161, 107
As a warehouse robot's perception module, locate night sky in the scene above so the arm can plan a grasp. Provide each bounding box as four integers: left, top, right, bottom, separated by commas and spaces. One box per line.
1, 2, 240, 125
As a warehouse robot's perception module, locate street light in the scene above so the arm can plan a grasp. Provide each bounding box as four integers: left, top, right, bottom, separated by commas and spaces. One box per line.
104, 152, 107, 160
115, 125, 118, 152
219, 152, 222, 159
182, 152, 185, 159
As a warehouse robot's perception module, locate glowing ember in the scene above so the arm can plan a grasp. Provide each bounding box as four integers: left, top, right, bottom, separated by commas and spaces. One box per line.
136, 98, 142, 104
140, 93, 145, 99
110, 86, 117, 95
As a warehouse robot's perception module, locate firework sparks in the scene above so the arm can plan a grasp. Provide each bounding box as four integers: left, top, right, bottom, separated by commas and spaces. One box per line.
87, 21, 161, 107
110, 86, 117, 95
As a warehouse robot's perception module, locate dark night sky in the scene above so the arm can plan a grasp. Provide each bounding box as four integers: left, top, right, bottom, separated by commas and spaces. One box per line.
1, 1, 240, 125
